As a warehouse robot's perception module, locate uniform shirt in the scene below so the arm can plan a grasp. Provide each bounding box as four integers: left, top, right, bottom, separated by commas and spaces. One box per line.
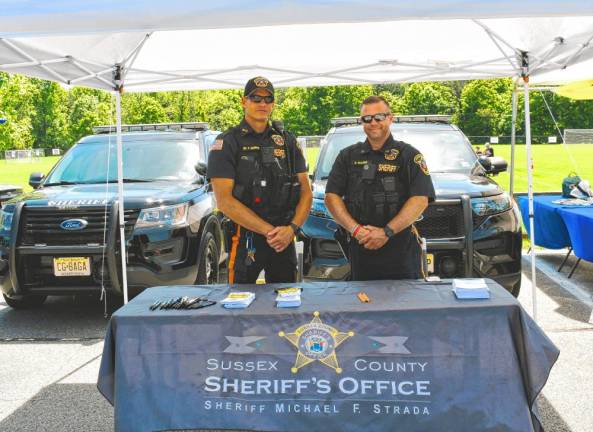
207, 118, 307, 180
326, 133, 435, 207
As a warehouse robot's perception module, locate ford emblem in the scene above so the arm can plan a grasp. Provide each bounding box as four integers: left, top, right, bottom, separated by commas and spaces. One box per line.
60, 219, 88, 230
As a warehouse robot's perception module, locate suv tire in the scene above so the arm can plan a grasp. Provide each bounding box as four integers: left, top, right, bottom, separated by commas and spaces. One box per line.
195, 231, 219, 285
510, 278, 521, 297
3, 293, 47, 309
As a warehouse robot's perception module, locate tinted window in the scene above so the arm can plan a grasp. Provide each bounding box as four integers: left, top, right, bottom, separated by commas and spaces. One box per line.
45, 139, 201, 184
316, 127, 478, 179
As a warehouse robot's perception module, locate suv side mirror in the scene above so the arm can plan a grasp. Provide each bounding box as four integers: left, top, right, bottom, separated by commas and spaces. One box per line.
478, 156, 507, 175
29, 172, 45, 189
195, 162, 207, 177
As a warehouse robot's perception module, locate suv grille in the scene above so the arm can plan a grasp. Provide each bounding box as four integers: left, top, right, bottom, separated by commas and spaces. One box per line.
19, 206, 139, 246
416, 203, 464, 239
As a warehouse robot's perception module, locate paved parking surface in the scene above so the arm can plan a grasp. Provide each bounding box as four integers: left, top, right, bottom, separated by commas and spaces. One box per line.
0, 250, 591, 432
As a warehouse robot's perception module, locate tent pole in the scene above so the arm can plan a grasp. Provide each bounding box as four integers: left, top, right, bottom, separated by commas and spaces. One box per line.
523, 77, 537, 321
510, 88, 517, 196
115, 89, 129, 304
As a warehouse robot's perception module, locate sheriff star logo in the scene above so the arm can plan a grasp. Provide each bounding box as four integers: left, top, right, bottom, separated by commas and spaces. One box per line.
279, 311, 354, 374
271, 134, 284, 146
384, 149, 399, 161
254, 77, 270, 87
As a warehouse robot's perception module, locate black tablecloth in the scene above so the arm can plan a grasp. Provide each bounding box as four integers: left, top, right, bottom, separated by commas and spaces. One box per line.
98, 279, 558, 432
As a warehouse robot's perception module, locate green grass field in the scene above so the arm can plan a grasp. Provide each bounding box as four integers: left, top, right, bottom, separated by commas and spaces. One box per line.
0, 157, 61, 192
1, 144, 591, 194
305, 144, 593, 193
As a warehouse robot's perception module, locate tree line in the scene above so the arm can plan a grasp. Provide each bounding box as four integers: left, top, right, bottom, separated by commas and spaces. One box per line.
1, 72, 593, 152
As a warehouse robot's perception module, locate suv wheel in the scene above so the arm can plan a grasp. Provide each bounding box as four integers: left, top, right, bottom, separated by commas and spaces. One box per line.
510, 278, 521, 297
3, 293, 47, 309
195, 231, 219, 285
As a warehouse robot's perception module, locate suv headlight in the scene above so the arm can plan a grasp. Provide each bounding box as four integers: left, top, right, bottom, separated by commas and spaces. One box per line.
136, 203, 189, 229
0, 208, 14, 232
471, 193, 512, 217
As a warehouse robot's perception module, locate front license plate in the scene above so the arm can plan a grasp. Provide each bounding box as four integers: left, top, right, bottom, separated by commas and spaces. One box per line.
53, 257, 91, 277
426, 254, 434, 274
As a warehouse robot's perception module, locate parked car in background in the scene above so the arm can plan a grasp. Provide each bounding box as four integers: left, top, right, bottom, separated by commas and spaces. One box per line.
0, 122, 224, 309
0, 185, 22, 206
302, 115, 522, 296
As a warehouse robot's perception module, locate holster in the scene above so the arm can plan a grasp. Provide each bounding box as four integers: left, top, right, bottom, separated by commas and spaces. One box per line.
221, 217, 237, 253
334, 226, 350, 260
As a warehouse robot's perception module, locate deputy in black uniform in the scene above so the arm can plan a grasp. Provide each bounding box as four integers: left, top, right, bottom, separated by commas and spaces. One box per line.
207, 77, 312, 284
325, 95, 436, 280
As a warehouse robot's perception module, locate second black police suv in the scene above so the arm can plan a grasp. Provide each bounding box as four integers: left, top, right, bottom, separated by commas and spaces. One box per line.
302, 115, 522, 295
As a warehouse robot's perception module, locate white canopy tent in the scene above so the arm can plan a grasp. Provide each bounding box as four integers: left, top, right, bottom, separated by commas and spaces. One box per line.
2, 1, 593, 313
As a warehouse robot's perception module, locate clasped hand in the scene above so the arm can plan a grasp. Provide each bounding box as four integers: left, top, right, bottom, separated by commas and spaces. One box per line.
355, 225, 388, 250
266, 226, 294, 252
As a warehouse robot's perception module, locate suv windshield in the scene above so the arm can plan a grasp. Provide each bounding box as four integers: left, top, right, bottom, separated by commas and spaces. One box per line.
45, 139, 200, 184
316, 127, 478, 179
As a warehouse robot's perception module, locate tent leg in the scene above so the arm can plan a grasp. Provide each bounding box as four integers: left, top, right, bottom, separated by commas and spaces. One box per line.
568, 258, 581, 279
557, 247, 572, 272
115, 90, 129, 304
510, 89, 518, 196
524, 78, 537, 321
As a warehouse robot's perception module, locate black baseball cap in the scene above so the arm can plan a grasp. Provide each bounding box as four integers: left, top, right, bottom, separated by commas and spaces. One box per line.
244, 76, 274, 97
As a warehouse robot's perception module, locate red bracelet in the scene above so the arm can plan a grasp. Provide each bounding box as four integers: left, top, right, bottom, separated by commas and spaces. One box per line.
352, 224, 362, 238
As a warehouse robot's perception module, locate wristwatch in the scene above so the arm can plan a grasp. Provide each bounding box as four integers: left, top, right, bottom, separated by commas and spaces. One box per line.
383, 225, 395, 238
289, 222, 301, 235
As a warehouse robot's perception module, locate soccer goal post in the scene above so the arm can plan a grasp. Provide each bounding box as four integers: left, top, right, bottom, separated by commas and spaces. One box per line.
563, 129, 593, 144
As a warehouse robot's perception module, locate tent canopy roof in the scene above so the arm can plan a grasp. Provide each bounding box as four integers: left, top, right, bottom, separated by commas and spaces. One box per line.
1, 1, 593, 91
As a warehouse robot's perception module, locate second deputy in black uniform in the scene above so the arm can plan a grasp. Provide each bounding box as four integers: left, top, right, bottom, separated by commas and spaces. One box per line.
207, 77, 312, 284
325, 95, 436, 280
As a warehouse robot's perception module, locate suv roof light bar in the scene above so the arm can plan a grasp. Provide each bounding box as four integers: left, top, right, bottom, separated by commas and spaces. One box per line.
92, 122, 209, 134
394, 115, 452, 124
331, 114, 452, 127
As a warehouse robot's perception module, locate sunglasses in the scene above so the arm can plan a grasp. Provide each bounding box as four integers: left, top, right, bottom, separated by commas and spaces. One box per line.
360, 112, 391, 123
247, 94, 274, 104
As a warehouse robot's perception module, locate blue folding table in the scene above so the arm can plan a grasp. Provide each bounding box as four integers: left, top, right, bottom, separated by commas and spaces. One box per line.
517, 194, 593, 277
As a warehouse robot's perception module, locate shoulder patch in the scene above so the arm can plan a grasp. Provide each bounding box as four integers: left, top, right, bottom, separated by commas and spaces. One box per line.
414, 154, 430, 175
211, 139, 224, 151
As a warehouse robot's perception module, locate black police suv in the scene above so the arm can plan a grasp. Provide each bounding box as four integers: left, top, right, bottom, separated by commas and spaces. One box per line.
302, 115, 522, 295
0, 123, 225, 309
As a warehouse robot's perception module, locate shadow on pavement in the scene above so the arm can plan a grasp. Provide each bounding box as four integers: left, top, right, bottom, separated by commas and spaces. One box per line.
0, 383, 114, 432
522, 256, 593, 325
0, 295, 114, 341
537, 395, 574, 432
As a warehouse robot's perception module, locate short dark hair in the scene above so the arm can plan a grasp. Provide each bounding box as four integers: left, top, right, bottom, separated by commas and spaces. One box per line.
361, 95, 391, 111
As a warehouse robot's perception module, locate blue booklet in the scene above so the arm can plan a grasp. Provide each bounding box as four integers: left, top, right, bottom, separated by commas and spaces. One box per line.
452, 278, 490, 299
